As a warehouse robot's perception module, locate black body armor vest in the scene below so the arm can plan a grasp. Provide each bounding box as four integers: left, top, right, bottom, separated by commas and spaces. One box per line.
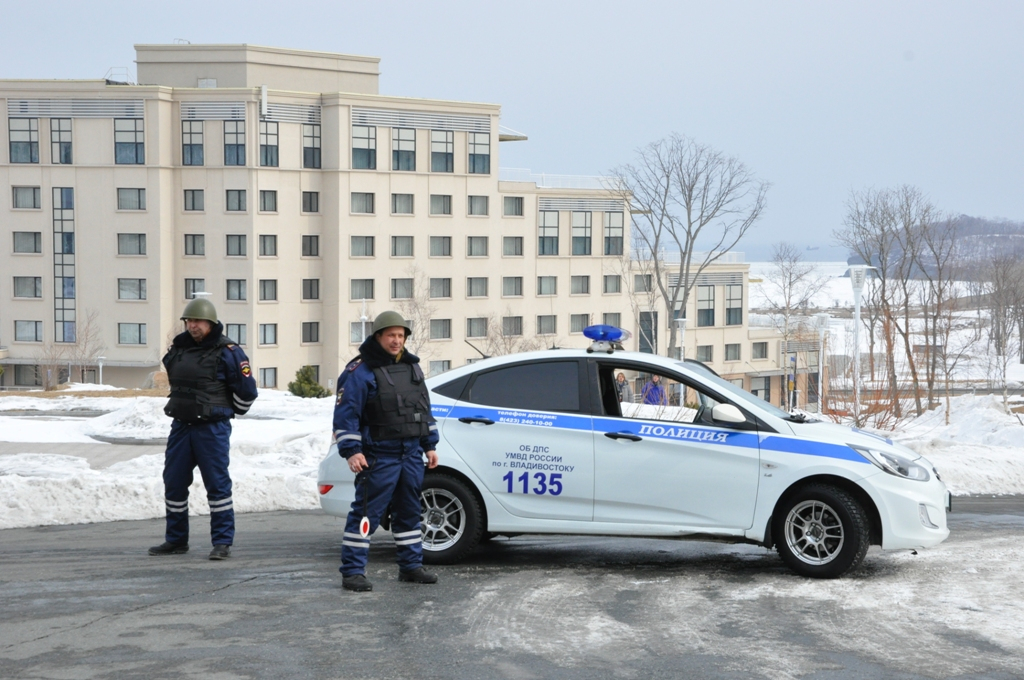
163, 336, 232, 424
365, 363, 431, 441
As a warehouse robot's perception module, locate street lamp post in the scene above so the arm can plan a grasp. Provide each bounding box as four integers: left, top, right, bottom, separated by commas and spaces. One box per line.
814, 313, 831, 415
97, 356, 106, 385
360, 298, 369, 340
847, 265, 873, 425
676, 317, 687, 360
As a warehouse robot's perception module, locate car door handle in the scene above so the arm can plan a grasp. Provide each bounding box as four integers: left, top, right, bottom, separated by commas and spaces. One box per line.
604, 431, 642, 442
458, 416, 495, 425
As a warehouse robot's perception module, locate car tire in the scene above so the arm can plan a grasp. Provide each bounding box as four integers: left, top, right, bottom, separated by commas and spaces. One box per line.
420, 473, 483, 565
774, 484, 870, 579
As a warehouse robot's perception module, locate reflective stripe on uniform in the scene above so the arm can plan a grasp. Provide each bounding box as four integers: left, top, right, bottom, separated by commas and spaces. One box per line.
392, 530, 420, 539
393, 529, 421, 546
338, 433, 361, 442
209, 497, 233, 512
341, 540, 370, 549
233, 395, 255, 407
394, 537, 421, 546
165, 498, 188, 512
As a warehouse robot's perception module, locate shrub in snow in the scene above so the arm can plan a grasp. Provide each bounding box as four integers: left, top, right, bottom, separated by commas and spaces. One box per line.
288, 365, 330, 398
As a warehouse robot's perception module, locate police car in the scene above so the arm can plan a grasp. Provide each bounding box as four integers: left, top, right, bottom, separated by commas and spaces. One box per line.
318, 326, 950, 578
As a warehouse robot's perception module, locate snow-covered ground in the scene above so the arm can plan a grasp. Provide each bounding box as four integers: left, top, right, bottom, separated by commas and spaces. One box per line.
0, 388, 1021, 531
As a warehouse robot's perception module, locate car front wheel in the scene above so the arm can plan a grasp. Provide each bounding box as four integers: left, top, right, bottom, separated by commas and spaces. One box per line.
420, 473, 483, 564
774, 484, 870, 578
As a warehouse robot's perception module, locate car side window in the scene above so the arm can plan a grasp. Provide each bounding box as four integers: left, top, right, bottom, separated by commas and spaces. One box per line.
600, 365, 723, 425
465, 361, 581, 412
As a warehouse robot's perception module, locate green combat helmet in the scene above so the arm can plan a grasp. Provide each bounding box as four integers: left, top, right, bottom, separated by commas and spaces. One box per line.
372, 310, 412, 337
180, 297, 218, 323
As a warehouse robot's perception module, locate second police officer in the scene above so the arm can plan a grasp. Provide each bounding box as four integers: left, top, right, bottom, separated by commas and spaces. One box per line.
148, 297, 258, 560
332, 311, 439, 592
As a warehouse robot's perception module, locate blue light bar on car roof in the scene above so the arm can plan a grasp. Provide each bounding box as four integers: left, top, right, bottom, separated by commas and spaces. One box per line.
583, 325, 629, 342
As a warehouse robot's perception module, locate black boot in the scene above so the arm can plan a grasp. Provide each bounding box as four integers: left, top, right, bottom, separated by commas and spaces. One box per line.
398, 567, 437, 584
148, 542, 188, 556
209, 545, 231, 560
343, 574, 373, 592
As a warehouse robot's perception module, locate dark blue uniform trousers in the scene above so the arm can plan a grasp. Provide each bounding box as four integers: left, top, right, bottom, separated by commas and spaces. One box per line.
340, 440, 425, 576
163, 419, 234, 546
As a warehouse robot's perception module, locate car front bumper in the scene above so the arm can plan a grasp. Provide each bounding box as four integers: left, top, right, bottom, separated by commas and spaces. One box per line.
867, 469, 950, 550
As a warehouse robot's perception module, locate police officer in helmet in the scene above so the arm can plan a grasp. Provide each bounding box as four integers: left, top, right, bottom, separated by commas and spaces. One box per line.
149, 296, 258, 560
333, 311, 439, 592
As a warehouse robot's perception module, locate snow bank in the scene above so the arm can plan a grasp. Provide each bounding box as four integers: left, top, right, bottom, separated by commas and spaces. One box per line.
82, 398, 170, 440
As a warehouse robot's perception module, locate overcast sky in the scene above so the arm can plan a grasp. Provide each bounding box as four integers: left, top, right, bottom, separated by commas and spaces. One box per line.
4, 0, 1022, 260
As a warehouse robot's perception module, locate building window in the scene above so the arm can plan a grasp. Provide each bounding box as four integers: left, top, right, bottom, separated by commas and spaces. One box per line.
14, 231, 42, 253
114, 119, 145, 164
466, 317, 487, 338
605, 211, 624, 255
696, 345, 714, 362
118, 323, 147, 345
537, 276, 557, 296
391, 193, 414, 215
726, 284, 743, 326
302, 279, 320, 300
14, 277, 42, 298
259, 234, 277, 257
390, 235, 414, 257
303, 124, 321, 168
570, 314, 590, 333
226, 323, 247, 345
351, 192, 374, 214
571, 275, 590, 295
503, 236, 523, 256
572, 211, 592, 255
226, 279, 247, 301
51, 118, 72, 164
350, 322, 365, 343
10, 118, 39, 163
697, 285, 715, 327
15, 320, 43, 342
429, 278, 451, 299
226, 190, 246, 211
603, 312, 621, 327
351, 279, 374, 300
430, 194, 452, 215
117, 188, 146, 211
604, 275, 621, 294
429, 360, 451, 376
502, 276, 523, 297
259, 190, 277, 212
430, 318, 451, 340
750, 376, 770, 402
302, 191, 319, 213
260, 121, 279, 167
185, 278, 205, 299
184, 189, 204, 211
226, 234, 247, 257
259, 279, 277, 301
466, 277, 488, 298
115, 233, 146, 256
13, 365, 42, 384
752, 341, 769, 360
58, 233, 74, 255
537, 315, 557, 335
392, 127, 415, 171
725, 343, 741, 362
351, 235, 374, 257
634, 274, 652, 293
429, 236, 451, 257
467, 236, 488, 257
468, 132, 490, 174
539, 210, 559, 255
468, 195, 489, 216
224, 120, 245, 166
431, 130, 453, 172
302, 322, 320, 343
391, 278, 414, 300
182, 120, 203, 166
12, 187, 41, 209
302, 235, 319, 257
503, 196, 524, 217
259, 367, 277, 388
118, 278, 147, 300
352, 125, 376, 169
184, 234, 205, 256
259, 323, 278, 345
502, 316, 523, 336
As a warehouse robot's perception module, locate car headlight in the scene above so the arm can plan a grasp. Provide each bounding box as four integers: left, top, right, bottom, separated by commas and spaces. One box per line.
850, 445, 930, 482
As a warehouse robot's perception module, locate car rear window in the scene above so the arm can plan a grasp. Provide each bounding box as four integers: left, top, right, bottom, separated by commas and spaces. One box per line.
465, 360, 580, 412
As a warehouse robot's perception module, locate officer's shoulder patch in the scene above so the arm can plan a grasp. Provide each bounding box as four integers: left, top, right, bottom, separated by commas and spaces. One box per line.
226, 343, 236, 350
347, 358, 362, 372
240, 359, 251, 377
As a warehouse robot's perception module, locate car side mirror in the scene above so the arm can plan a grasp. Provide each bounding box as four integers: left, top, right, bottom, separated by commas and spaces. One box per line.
711, 403, 747, 424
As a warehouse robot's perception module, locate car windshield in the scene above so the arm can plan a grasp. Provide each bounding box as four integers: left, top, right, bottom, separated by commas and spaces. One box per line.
676, 361, 792, 420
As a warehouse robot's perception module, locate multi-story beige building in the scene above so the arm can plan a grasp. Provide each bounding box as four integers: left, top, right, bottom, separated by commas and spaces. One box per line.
1, 42, 812, 406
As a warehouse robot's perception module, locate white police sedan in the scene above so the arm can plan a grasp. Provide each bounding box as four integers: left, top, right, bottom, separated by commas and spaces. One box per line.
318, 326, 950, 578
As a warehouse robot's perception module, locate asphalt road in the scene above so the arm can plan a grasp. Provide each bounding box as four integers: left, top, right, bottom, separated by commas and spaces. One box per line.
1, 498, 1022, 680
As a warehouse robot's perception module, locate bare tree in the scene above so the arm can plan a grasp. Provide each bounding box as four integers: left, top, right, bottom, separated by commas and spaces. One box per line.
394, 265, 437, 360
611, 133, 769, 357
616, 230, 661, 353
65, 309, 106, 382
37, 339, 69, 391
484, 309, 543, 356
986, 255, 1024, 410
